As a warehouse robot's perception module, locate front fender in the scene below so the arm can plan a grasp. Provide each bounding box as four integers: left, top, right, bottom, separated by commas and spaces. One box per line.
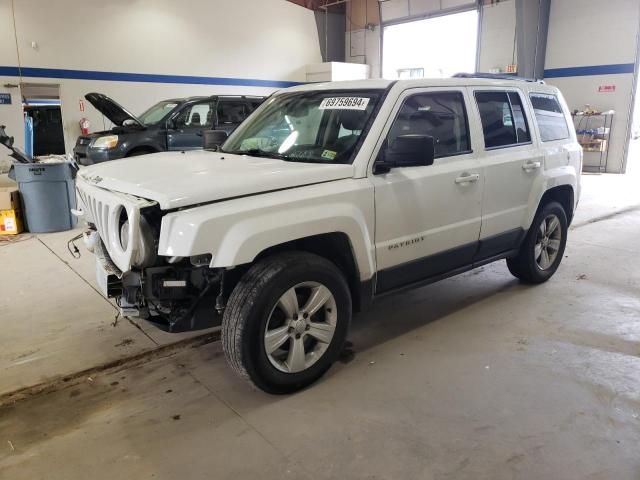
158, 179, 376, 280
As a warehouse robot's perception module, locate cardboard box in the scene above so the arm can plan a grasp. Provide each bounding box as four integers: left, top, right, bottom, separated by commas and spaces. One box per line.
0, 186, 20, 210
0, 208, 24, 235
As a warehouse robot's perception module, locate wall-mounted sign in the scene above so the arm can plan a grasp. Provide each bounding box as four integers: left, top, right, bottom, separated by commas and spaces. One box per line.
0, 93, 11, 105
598, 85, 616, 93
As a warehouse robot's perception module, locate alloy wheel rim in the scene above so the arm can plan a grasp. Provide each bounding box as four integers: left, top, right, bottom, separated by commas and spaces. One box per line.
264, 281, 338, 373
534, 214, 562, 270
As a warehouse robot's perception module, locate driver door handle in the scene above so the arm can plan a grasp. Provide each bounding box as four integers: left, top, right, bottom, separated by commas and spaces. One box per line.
455, 173, 480, 184
523, 160, 542, 171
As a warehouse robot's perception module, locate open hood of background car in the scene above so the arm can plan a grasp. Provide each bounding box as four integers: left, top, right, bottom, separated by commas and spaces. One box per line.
85, 92, 145, 128
78, 150, 355, 210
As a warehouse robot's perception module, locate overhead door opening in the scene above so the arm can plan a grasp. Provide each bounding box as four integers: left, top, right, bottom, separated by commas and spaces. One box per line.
382, 9, 479, 80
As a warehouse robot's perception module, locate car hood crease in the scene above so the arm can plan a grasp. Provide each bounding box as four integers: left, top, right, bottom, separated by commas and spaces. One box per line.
79, 150, 355, 209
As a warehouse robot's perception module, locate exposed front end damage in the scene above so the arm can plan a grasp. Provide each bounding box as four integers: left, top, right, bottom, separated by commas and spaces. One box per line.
95, 239, 224, 331
76, 177, 224, 332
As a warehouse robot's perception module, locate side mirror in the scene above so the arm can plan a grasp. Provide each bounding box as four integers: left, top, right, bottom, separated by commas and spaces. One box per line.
166, 118, 177, 130
374, 134, 435, 173
203, 130, 228, 150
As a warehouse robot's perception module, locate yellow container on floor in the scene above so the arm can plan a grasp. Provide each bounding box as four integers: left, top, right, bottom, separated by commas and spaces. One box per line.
0, 208, 24, 235
0, 186, 24, 235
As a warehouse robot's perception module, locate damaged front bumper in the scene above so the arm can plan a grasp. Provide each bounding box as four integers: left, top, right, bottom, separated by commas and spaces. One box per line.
90, 232, 223, 332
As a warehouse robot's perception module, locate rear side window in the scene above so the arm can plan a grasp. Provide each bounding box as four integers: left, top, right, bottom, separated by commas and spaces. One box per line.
387, 91, 471, 159
217, 100, 252, 126
475, 91, 531, 148
248, 99, 263, 112
530, 93, 570, 142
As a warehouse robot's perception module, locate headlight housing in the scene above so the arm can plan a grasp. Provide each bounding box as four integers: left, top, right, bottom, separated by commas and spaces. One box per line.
116, 206, 157, 268
92, 135, 119, 149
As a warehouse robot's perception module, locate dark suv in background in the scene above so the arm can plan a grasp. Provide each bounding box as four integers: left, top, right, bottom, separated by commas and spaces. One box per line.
74, 93, 264, 165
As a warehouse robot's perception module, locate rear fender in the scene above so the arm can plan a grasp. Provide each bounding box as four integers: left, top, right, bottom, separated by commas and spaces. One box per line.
525, 165, 578, 229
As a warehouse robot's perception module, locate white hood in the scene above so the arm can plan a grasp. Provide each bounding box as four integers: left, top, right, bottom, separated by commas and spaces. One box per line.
79, 150, 355, 210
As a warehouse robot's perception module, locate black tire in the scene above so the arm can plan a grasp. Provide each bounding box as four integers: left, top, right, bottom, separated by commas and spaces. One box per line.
222, 251, 352, 394
507, 201, 568, 283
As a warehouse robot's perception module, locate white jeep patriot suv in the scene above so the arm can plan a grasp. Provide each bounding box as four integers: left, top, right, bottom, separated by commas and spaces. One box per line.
75, 74, 582, 393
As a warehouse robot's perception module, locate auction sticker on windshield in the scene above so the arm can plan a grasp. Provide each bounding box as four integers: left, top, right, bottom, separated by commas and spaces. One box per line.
319, 97, 370, 110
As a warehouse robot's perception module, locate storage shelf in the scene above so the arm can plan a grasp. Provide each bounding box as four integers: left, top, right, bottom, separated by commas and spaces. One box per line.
573, 112, 614, 173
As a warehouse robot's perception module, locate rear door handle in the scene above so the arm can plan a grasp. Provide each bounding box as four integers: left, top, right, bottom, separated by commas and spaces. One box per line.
455, 173, 480, 184
523, 160, 542, 171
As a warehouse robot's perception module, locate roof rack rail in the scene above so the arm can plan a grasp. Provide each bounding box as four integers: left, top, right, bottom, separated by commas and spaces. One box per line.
453, 72, 545, 84
211, 94, 265, 98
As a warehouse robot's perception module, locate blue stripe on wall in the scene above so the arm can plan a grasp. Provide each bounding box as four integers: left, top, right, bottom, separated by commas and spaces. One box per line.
544, 63, 635, 78
0, 66, 301, 88
1, 63, 634, 85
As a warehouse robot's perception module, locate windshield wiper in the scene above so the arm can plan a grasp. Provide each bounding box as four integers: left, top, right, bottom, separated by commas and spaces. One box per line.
225, 148, 288, 160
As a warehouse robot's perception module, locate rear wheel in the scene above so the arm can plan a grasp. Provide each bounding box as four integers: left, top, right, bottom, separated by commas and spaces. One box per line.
507, 201, 568, 283
222, 252, 351, 394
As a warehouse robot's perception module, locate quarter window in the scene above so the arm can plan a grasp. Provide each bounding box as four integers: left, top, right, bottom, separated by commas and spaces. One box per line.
530, 93, 570, 142
475, 91, 531, 148
387, 91, 471, 159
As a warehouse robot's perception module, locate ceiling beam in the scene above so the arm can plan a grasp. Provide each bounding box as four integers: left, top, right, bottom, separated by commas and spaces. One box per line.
286, 0, 345, 12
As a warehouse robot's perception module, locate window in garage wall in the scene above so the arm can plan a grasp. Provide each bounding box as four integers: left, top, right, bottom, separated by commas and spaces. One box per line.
382, 9, 478, 79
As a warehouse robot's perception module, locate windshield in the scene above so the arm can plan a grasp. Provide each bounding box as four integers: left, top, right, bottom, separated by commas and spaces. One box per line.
139, 101, 180, 125
222, 90, 382, 164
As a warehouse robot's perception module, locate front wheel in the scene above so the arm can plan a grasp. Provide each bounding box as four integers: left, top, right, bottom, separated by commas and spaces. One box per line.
507, 201, 568, 283
222, 252, 352, 394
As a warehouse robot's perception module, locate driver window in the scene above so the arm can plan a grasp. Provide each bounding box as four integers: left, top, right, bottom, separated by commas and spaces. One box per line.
174, 101, 213, 129
387, 91, 471, 158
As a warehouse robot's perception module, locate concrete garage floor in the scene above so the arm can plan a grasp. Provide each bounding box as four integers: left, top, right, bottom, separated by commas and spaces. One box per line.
1, 164, 639, 479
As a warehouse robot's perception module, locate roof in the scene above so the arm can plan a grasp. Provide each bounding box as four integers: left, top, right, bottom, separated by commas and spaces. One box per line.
162, 96, 206, 103
283, 77, 556, 93
285, 79, 394, 92
161, 95, 264, 103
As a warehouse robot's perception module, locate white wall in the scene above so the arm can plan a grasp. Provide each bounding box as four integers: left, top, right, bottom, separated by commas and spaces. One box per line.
0, 0, 322, 164
545, 0, 640, 173
477, 0, 516, 72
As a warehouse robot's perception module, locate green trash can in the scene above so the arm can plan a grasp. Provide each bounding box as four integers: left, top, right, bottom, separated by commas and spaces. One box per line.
9, 161, 78, 233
